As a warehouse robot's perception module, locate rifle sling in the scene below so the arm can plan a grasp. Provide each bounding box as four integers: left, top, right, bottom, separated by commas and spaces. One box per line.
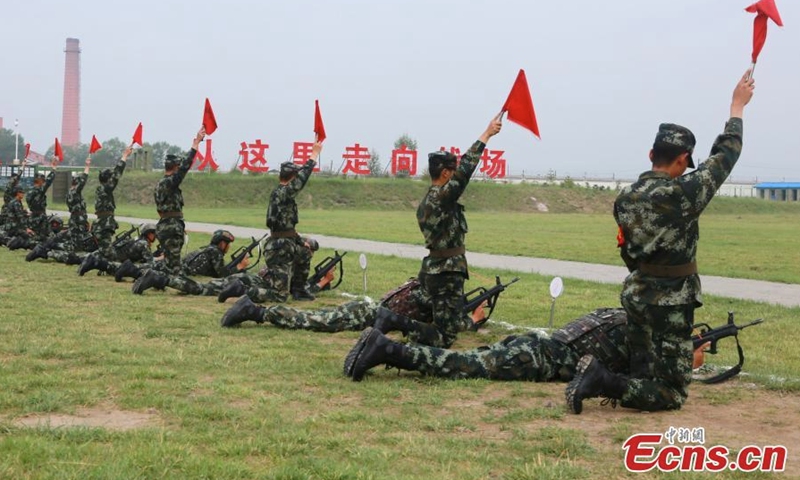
639, 261, 697, 277
698, 336, 745, 384
428, 245, 466, 258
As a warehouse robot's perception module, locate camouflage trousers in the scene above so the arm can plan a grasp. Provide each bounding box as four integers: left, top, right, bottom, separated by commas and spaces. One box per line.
620, 296, 694, 411
91, 215, 118, 257
418, 272, 466, 348
28, 213, 49, 243
259, 301, 379, 333
68, 214, 90, 251
166, 272, 269, 297
407, 332, 580, 381
262, 237, 312, 302
47, 249, 88, 265
156, 217, 185, 274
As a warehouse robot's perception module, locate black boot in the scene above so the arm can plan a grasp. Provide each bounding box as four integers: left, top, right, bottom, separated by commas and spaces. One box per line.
565, 355, 628, 414
7, 236, 27, 250
65, 253, 83, 265
132, 269, 168, 295
114, 260, 142, 282
218, 279, 246, 303
372, 306, 416, 335
25, 245, 49, 262
291, 286, 315, 301
344, 327, 418, 381
220, 295, 265, 327
79, 253, 107, 276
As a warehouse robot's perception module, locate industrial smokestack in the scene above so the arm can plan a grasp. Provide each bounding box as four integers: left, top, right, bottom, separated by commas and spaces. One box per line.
61, 37, 81, 147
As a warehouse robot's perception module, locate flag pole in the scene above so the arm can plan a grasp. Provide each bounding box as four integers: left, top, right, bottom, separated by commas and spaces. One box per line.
747, 61, 756, 80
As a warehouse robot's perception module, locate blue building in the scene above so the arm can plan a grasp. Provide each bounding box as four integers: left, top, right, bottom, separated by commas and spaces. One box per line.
754, 182, 800, 202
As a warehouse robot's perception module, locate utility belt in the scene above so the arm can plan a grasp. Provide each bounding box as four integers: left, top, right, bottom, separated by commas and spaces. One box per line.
95, 211, 115, 218
158, 211, 183, 219
428, 245, 466, 259
270, 229, 297, 238
71, 210, 87, 216
638, 261, 697, 277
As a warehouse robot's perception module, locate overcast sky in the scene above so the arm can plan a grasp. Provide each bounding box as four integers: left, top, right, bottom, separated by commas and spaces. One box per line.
1, 0, 797, 181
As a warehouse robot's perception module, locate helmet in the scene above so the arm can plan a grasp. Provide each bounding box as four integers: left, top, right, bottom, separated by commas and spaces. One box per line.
164, 154, 180, 169
303, 237, 319, 251
71, 172, 80, 185
49, 215, 64, 233
99, 169, 112, 183
211, 229, 235, 245
12, 185, 24, 195
140, 223, 157, 237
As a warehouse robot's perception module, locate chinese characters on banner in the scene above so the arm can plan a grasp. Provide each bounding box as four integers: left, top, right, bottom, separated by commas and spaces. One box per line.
234, 140, 508, 178
193, 138, 219, 171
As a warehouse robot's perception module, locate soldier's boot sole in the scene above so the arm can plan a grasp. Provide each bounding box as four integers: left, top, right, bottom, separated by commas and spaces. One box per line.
343, 327, 377, 379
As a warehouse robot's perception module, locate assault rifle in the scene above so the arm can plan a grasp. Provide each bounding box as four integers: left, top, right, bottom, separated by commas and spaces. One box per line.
464, 276, 520, 330
226, 232, 269, 273
307, 250, 347, 293
112, 225, 138, 250
692, 312, 764, 384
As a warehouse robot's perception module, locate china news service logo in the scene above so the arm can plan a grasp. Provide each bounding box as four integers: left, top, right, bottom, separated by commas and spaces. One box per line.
623, 427, 787, 473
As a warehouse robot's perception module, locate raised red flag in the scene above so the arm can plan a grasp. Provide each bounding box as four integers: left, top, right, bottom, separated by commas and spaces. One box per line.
203, 98, 218, 135
314, 99, 326, 143
24, 143, 31, 160
54, 138, 64, 162
90, 135, 103, 154
132, 122, 143, 146
501, 69, 540, 139
745, 0, 784, 63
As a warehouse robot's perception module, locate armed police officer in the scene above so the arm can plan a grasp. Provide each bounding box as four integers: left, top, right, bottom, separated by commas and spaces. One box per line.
375, 115, 502, 348
17, 158, 57, 249
0, 185, 30, 246
263, 140, 322, 302
92, 146, 131, 257
155, 127, 205, 273
78, 223, 161, 278
0, 159, 27, 233
566, 70, 756, 414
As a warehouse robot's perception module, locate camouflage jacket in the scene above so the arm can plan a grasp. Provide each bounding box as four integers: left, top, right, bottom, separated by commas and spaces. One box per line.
66, 173, 88, 214
614, 118, 744, 306
3, 170, 23, 206
417, 140, 485, 276
266, 160, 315, 232
126, 237, 154, 264
95, 160, 126, 213
4, 198, 28, 236
155, 150, 197, 215
181, 244, 228, 277
26, 171, 55, 214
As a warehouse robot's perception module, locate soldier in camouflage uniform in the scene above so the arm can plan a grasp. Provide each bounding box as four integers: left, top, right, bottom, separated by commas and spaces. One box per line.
24, 160, 57, 246
67, 157, 92, 252
0, 186, 30, 245
25, 216, 86, 265
263, 141, 322, 302
155, 128, 204, 273
91, 147, 131, 257
345, 308, 629, 382
566, 70, 756, 414
220, 277, 486, 333
78, 223, 160, 277
133, 234, 320, 298
0, 160, 27, 230
377, 115, 502, 349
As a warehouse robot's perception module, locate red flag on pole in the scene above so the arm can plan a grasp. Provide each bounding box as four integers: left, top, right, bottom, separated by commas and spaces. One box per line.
203, 98, 218, 135
314, 99, 326, 143
24, 143, 31, 160
90, 135, 103, 154
132, 122, 143, 146
745, 0, 784, 63
54, 138, 64, 162
501, 69, 540, 139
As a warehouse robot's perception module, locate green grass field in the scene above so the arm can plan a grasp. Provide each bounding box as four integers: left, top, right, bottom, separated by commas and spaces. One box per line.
1, 227, 798, 478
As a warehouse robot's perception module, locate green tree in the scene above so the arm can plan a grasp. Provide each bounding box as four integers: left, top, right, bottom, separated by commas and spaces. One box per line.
0, 128, 27, 164
367, 149, 383, 177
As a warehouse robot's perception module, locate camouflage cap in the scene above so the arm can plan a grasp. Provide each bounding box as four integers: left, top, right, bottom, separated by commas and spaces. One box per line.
12, 185, 24, 195
428, 151, 458, 170
34, 172, 46, 181
654, 123, 696, 168
164, 154, 180, 169
280, 161, 302, 176
99, 168, 112, 183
